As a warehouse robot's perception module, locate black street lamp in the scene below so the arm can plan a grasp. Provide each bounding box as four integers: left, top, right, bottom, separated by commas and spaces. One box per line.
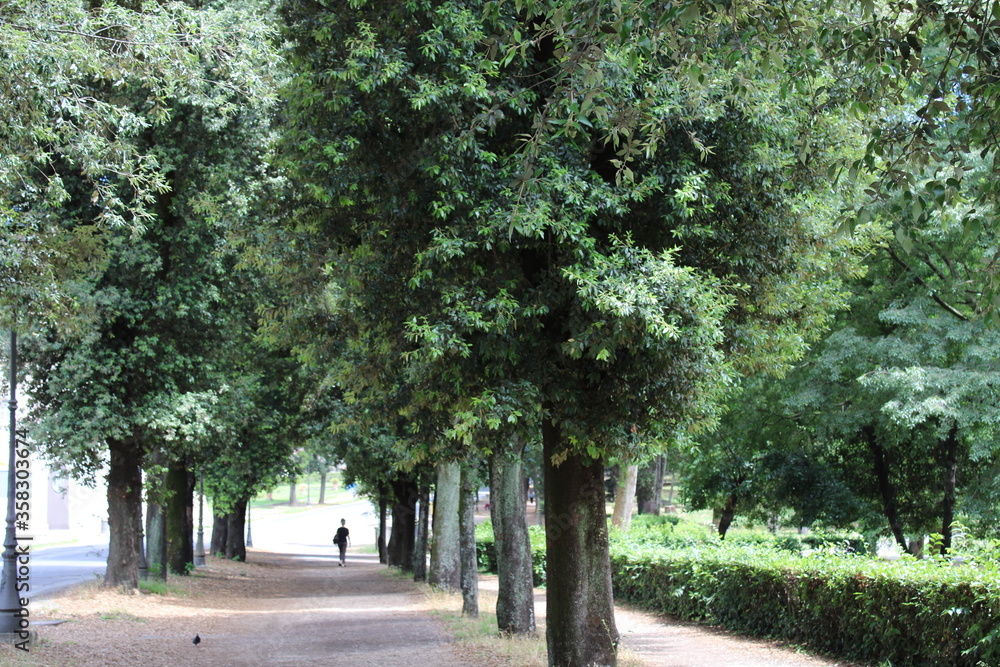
0, 331, 27, 639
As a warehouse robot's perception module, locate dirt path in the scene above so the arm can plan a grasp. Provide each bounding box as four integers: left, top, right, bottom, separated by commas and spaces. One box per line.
477, 578, 855, 667
4, 547, 857, 667
613, 605, 855, 667
7, 551, 464, 667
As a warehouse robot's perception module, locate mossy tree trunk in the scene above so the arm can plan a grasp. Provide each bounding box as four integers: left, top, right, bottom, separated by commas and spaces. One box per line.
413, 482, 431, 582
165, 456, 194, 574
611, 464, 638, 530
459, 463, 479, 617
378, 490, 388, 564
489, 444, 536, 635
105, 437, 143, 590
428, 461, 461, 589
543, 419, 618, 667
940, 424, 960, 552
146, 500, 167, 581
387, 477, 418, 571
210, 502, 228, 557
224, 496, 248, 562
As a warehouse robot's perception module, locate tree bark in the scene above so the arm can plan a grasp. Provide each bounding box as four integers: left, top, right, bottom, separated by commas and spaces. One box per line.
378, 490, 388, 564
637, 455, 665, 515
318, 471, 328, 504
387, 477, 418, 571
165, 456, 194, 574
717, 494, 737, 539
146, 499, 166, 581
489, 447, 536, 635
224, 496, 248, 562
288, 480, 297, 506
459, 463, 479, 617
413, 482, 431, 582
940, 424, 960, 553
865, 426, 909, 552
429, 461, 461, 590
210, 504, 228, 557
543, 418, 618, 667
611, 464, 638, 530
105, 436, 143, 590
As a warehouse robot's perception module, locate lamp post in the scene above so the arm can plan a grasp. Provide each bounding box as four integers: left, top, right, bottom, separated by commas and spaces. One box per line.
0, 331, 26, 638
193, 476, 205, 567
245, 501, 253, 548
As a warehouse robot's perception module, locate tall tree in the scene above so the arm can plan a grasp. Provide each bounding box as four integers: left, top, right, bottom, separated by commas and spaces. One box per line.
278, 2, 862, 663
21, 0, 279, 589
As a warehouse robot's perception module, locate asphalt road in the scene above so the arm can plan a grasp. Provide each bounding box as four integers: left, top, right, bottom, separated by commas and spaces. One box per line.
28, 540, 108, 599
25, 498, 379, 600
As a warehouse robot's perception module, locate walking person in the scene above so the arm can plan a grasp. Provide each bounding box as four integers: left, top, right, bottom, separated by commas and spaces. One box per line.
334, 518, 350, 567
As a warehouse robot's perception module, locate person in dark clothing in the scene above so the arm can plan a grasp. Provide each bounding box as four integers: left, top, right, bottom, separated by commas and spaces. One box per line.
334, 518, 350, 566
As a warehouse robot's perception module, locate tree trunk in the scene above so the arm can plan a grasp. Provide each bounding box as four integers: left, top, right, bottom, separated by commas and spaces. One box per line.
543, 418, 618, 667
459, 463, 479, 618
105, 437, 143, 590
387, 477, 418, 571
489, 447, 536, 635
288, 480, 297, 506
318, 471, 328, 504
413, 482, 431, 582
940, 424, 960, 553
138, 521, 148, 581
165, 456, 194, 575
210, 504, 228, 557
378, 490, 388, 564
611, 464, 638, 530
865, 427, 908, 552
637, 455, 665, 515
718, 494, 737, 539
146, 499, 166, 581
225, 496, 248, 562
428, 461, 461, 590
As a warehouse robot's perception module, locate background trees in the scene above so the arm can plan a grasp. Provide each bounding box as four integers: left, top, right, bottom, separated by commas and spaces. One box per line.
7, 0, 1000, 664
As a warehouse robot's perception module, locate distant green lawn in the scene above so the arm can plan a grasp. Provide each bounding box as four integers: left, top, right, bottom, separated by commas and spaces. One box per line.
250, 472, 355, 509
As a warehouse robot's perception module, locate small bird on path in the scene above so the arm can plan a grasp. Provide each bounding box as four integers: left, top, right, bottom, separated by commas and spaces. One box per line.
193, 634, 201, 646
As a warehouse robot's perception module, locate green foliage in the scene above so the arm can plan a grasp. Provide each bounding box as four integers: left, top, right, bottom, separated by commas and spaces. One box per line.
0, 0, 280, 329
277, 0, 862, 474
475, 520, 547, 587
610, 540, 1000, 666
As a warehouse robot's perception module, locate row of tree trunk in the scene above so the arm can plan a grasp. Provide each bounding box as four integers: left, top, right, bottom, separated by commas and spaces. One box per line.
104, 434, 645, 664
104, 441, 242, 589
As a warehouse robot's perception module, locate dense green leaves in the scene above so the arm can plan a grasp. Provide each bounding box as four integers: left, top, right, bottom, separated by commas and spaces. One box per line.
611, 522, 1000, 666
0, 0, 279, 329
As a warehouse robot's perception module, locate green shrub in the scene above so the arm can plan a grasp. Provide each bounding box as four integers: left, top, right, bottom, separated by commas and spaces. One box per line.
476, 520, 547, 586
610, 541, 1000, 666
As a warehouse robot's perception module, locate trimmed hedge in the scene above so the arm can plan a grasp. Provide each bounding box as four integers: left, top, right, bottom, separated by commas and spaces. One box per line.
610, 542, 1000, 666
475, 517, 1000, 665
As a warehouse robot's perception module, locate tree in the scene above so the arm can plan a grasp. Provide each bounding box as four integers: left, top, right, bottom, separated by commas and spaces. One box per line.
0, 0, 279, 329
489, 434, 537, 635
277, 3, 865, 665
611, 464, 638, 530
21, 0, 279, 588
429, 461, 462, 590
680, 375, 863, 537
